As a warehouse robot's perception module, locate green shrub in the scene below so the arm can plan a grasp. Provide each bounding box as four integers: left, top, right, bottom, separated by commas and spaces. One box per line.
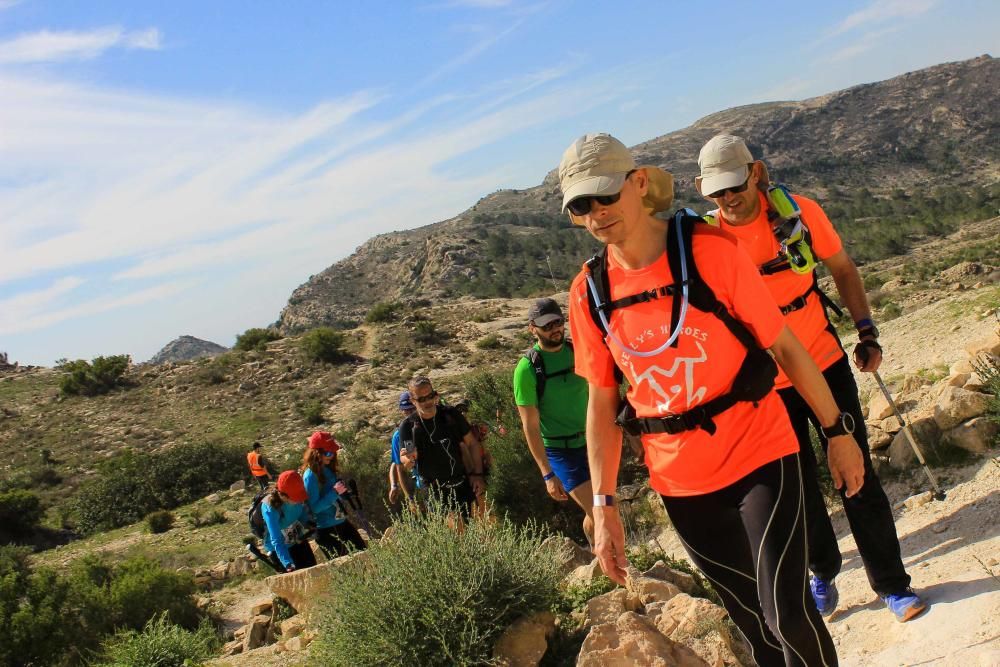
413, 320, 442, 344
881, 301, 903, 321
299, 399, 326, 425
94, 614, 219, 667
301, 327, 347, 363
0, 490, 44, 542
59, 355, 131, 396
75, 442, 245, 534
234, 327, 281, 352
0, 549, 201, 667
309, 504, 562, 666
475, 334, 505, 350
971, 353, 1000, 439
366, 301, 401, 323
145, 510, 175, 534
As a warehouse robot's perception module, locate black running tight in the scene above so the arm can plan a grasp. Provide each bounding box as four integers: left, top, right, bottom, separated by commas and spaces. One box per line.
661, 454, 837, 667
315, 521, 367, 559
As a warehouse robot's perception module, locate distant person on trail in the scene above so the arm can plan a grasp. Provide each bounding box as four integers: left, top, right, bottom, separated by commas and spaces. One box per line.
696, 133, 925, 622
302, 431, 367, 558
398, 376, 485, 520
388, 391, 417, 506
247, 441, 272, 490
560, 132, 865, 666
513, 297, 594, 546
261, 470, 316, 573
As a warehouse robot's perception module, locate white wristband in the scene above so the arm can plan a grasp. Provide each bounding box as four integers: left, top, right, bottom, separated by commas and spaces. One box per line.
593, 494, 615, 507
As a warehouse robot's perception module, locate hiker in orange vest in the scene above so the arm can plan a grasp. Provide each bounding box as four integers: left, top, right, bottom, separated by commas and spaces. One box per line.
247, 442, 272, 490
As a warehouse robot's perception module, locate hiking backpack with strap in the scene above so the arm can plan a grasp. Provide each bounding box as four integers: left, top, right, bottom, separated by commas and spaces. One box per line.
247, 488, 273, 539
704, 183, 844, 321
583, 209, 777, 437
523, 340, 575, 402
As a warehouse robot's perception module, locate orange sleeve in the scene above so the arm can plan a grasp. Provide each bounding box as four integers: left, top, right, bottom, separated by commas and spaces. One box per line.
694, 229, 786, 349
568, 271, 619, 388
794, 194, 842, 261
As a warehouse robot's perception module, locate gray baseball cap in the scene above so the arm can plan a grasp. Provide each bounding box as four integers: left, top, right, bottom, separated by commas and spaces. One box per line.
528, 298, 563, 327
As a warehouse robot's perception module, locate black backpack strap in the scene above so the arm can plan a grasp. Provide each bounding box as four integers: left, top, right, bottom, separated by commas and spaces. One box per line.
524, 347, 546, 401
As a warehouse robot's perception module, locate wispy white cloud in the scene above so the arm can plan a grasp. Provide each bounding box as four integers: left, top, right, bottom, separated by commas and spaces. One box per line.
0, 26, 162, 65
0, 0, 22, 10
829, 0, 936, 37
0, 279, 192, 335
822, 26, 901, 64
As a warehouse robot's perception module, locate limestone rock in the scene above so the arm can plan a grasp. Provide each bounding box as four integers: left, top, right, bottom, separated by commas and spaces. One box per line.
626, 574, 682, 606
542, 535, 593, 577
904, 491, 934, 511
251, 601, 273, 617
867, 425, 893, 450
648, 593, 727, 639
584, 588, 641, 627
964, 335, 1000, 358
266, 550, 370, 617
492, 611, 556, 667
577, 612, 706, 667
565, 558, 606, 589
888, 418, 940, 469
951, 358, 975, 376
280, 614, 307, 639
222, 638, 244, 656
879, 416, 903, 435
641, 561, 701, 596
933, 386, 990, 430
229, 479, 246, 492
867, 392, 893, 422
943, 417, 999, 454
946, 372, 972, 387
243, 614, 271, 652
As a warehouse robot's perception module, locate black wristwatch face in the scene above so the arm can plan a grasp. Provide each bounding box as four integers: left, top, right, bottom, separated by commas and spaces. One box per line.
822, 411, 855, 438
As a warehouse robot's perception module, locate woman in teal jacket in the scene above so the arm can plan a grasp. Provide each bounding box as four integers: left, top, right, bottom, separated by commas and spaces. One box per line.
261, 470, 316, 572
302, 431, 367, 558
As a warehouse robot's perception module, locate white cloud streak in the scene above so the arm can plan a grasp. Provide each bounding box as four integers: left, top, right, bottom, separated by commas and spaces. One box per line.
0, 26, 162, 64
829, 0, 936, 37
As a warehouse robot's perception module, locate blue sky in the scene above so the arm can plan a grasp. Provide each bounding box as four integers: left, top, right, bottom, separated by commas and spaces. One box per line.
1, 0, 997, 366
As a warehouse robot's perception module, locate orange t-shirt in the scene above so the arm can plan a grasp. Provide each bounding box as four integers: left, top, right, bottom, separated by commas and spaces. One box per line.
713, 192, 844, 388
568, 225, 797, 497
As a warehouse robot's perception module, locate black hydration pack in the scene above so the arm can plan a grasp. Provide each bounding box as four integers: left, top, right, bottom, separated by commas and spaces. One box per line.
247, 489, 271, 539
523, 340, 575, 402
583, 209, 777, 437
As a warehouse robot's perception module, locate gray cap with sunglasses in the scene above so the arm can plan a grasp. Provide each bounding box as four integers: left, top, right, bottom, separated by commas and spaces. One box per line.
558, 133, 674, 216
528, 298, 563, 327
696, 134, 754, 197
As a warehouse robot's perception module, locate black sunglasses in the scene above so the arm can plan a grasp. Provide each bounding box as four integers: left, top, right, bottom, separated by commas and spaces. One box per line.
566, 170, 636, 216
534, 318, 564, 332
707, 176, 750, 199
413, 391, 438, 404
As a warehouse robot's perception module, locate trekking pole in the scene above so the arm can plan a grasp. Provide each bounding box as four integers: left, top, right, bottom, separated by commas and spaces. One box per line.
545, 255, 559, 293
246, 542, 281, 573
873, 371, 946, 501
345, 479, 374, 536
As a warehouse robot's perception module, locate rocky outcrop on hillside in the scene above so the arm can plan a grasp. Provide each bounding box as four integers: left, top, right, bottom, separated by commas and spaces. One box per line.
148, 335, 228, 365
277, 55, 999, 333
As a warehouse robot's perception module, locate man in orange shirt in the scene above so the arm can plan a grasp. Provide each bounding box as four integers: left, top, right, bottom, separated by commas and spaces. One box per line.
247, 441, 272, 491
560, 132, 864, 666
696, 134, 924, 622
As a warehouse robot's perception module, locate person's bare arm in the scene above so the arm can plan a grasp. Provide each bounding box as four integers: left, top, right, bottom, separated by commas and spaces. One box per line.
517, 405, 568, 501
460, 431, 486, 495
769, 326, 865, 496
824, 249, 881, 372
587, 384, 628, 585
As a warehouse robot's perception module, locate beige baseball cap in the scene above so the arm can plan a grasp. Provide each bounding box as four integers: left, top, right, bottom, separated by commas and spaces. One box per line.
558, 133, 674, 215
697, 134, 754, 196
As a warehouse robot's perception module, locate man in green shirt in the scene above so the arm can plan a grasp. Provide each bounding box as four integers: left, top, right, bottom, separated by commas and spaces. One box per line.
513, 297, 593, 545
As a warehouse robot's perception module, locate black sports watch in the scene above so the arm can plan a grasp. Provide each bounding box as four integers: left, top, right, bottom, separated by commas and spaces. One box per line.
855, 318, 879, 339
821, 411, 855, 439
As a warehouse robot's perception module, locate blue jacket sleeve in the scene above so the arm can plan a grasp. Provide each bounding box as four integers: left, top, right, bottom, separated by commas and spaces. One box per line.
262, 502, 294, 569
304, 469, 341, 515
390, 430, 402, 465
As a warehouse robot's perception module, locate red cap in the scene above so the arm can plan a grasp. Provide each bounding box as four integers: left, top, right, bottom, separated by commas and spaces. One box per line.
308, 431, 340, 453
276, 470, 308, 503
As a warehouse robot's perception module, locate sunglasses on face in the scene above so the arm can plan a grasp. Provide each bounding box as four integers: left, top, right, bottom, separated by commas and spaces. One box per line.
566, 170, 636, 216
322, 449, 336, 457
413, 391, 438, 404
707, 176, 750, 199
534, 318, 564, 332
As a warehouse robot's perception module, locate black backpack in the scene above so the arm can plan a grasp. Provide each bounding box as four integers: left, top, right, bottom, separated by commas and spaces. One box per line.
523, 340, 575, 402
248, 489, 272, 539
583, 209, 777, 437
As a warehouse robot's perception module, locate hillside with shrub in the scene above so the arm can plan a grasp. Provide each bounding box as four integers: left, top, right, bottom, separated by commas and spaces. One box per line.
276, 55, 999, 334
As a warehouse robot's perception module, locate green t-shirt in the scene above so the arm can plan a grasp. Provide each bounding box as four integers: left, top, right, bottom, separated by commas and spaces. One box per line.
513, 343, 588, 449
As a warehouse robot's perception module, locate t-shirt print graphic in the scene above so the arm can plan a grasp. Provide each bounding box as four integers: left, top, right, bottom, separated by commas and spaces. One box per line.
623, 340, 708, 414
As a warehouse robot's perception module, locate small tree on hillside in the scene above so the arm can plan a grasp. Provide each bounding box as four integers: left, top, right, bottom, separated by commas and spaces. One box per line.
233, 327, 281, 352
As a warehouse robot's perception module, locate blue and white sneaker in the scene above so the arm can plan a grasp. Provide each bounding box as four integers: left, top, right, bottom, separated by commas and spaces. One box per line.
810, 575, 839, 617
882, 588, 927, 622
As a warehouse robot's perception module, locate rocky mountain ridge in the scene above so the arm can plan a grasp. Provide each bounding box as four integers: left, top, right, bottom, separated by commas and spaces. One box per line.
148, 335, 229, 365
277, 55, 999, 334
